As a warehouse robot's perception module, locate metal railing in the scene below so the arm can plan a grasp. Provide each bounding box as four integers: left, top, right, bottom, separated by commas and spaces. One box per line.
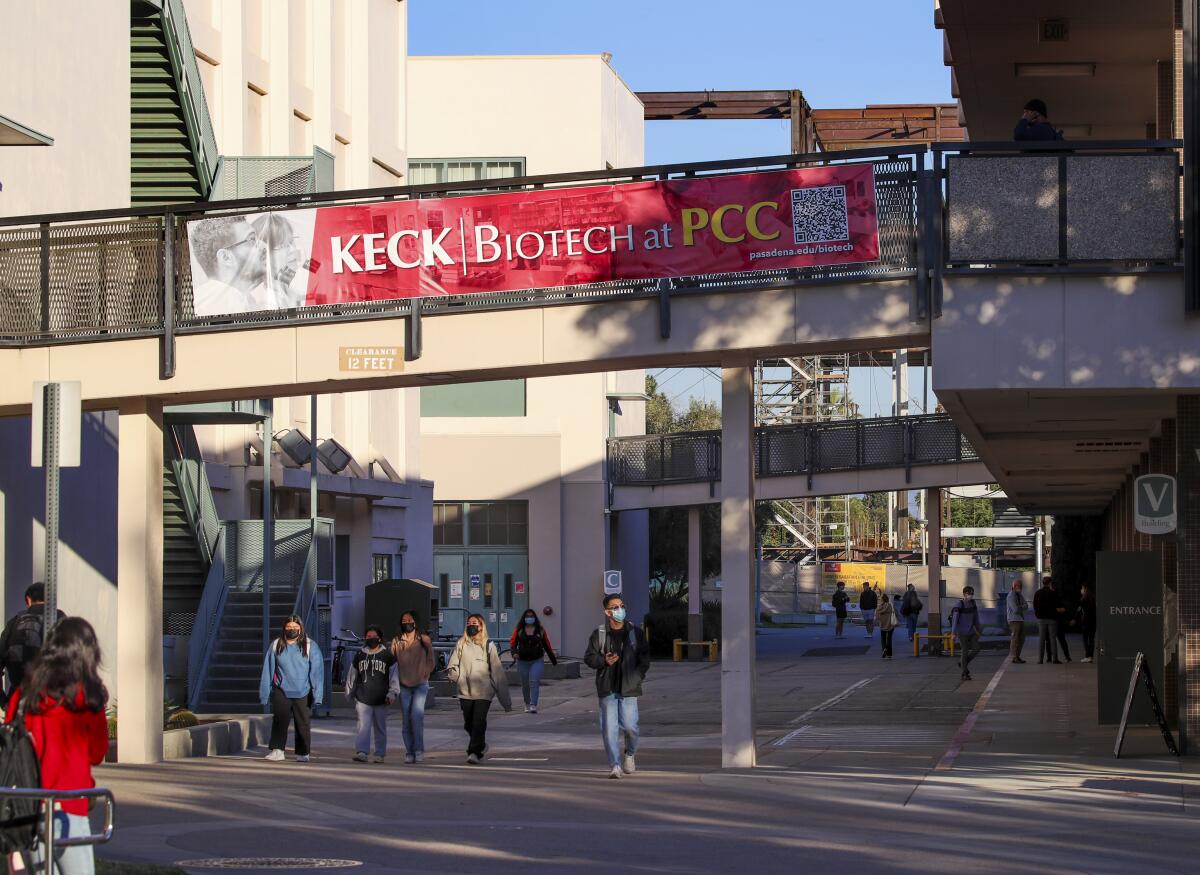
168, 424, 221, 563
158, 0, 219, 196
0, 788, 115, 875
0, 142, 1183, 354
607, 413, 979, 487
186, 529, 226, 712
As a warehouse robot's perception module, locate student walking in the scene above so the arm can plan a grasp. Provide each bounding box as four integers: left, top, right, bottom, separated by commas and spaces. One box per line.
5, 617, 109, 875
509, 608, 558, 713
0, 582, 66, 696
900, 584, 923, 640
1033, 578, 1063, 665
832, 583, 850, 638
876, 592, 897, 659
259, 615, 324, 762
1079, 585, 1097, 663
345, 625, 398, 764
392, 611, 435, 763
1007, 580, 1029, 663
584, 594, 651, 779
859, 585, 879, 636
950, 586, 983, 681
446, 613, 512, 764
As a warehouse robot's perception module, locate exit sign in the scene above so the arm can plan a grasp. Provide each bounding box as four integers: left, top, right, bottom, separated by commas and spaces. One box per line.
1040, 18, 1069, 42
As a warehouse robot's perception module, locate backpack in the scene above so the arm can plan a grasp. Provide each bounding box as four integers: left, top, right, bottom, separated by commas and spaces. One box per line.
3, 613, 46, 686
0, 701, 43, 853
596, 623, 640, 655
514, 628, 546, 662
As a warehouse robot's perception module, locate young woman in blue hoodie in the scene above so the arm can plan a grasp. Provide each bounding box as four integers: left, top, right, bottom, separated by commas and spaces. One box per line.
260, 615, 324, 762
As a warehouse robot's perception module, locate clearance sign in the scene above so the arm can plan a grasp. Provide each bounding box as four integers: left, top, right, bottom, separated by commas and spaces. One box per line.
187, 165, 880, 318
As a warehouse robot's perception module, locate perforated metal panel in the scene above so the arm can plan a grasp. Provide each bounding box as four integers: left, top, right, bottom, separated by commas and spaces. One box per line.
211, 157, 317, 200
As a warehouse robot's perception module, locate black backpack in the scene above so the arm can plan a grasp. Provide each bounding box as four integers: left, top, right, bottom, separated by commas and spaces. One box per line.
0, 701, 43, 853
3, 613, 45, 686
514, 628, 546, 662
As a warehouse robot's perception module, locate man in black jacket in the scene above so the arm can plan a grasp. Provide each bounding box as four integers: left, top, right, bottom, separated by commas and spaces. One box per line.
859, 584, 879, 636
1033, 577, 1065, 665
0, 582, 66, 696
832, 583, 849, 638
584, 593, 651, 779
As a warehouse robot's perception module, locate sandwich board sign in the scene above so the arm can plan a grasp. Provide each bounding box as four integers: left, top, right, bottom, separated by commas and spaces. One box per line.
1133, 474, 1176, 535
603, 570, 622, 595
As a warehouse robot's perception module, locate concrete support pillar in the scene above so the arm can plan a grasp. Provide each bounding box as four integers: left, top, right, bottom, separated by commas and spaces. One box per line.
926, 487, 943, 652
1177, 396, 1200, 752
117, 399, 164, 764
720, 365, 757, 768
688, 505, 702, 658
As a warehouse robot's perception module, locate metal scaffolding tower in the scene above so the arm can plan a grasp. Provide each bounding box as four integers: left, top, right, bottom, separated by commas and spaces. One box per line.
756, 355, 855, 564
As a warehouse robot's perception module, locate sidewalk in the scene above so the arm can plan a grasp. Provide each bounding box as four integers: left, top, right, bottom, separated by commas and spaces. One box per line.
94, 628, 1199, 874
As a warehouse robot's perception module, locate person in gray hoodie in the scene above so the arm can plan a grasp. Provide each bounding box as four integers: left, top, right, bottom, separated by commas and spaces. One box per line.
1006, 580, 1029, 664
446, 613, 512, 764
345, 625, 400, 764
950, 586, 983, 681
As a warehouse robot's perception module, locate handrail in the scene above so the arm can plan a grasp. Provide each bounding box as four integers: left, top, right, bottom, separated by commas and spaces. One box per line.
167, 424, 220, 563
607, 413, 980, 487
0, 787, 115, 875
186, 527, 227, 712
158, 0, 219, 196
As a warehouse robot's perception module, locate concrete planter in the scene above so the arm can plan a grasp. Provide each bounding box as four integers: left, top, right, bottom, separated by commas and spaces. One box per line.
162, 714, 273, 760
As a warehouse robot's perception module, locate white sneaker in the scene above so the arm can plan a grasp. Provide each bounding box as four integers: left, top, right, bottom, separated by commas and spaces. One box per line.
265, 749, 285, 762
373, 755, 385, 764
467, 753, 481, 765
608, 766, 623, 779
530, 705, 538, 714
621, 753, 636, 775
1081, 657, 1093, 663
414, 752, 425, 763
295, 754, 311, 763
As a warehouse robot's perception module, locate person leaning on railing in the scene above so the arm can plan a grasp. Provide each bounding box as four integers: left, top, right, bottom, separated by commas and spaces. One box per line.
1014, 99, 1064, 142
5, 617, 110, 875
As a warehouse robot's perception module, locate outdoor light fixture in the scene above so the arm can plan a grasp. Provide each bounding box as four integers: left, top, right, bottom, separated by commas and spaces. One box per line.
275, 428, 313, 466
317, 438, 353, 474
1014, 62, 1095, 78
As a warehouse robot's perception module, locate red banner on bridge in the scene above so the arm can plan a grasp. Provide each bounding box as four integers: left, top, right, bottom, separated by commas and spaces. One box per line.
187, 165, 879, 317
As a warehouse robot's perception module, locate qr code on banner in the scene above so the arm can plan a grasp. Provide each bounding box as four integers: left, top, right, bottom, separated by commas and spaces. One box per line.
791, 185, 850, 245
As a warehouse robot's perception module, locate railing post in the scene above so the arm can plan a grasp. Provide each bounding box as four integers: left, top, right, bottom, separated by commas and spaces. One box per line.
406, 299, 422, 360
914, 155, 930, 321
39, 222, 50, 334
161, 211, 176, 379
806, 425, 816, 491
657, 277, 672, 339
659, 434, 666, 482
904, 419, 914, 484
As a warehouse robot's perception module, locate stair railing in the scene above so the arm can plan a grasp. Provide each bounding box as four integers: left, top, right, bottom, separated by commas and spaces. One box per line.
186, 526, 227, 712
167, 424, 220, 564
157, 0, 219, 196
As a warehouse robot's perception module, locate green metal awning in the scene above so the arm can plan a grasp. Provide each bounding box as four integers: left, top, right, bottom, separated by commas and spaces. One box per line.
0, 114, 54, 146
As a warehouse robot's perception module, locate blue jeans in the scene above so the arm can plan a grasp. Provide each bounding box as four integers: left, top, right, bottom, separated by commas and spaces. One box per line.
517, 658, 545, 707
29, 810, 94, 875
906, 613, 918, 638
599, 693, 639, 768
399, 683, 428, 755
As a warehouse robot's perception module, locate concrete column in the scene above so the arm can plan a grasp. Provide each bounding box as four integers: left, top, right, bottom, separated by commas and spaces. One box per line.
1177, 396, 1200, 751
687, 505, 702, 658
926, 487, 943, 652
117, 399, 164, 764
720, 365, 757, 768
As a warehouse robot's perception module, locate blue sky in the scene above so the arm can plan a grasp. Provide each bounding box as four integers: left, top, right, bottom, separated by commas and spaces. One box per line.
410, 1, 950, 416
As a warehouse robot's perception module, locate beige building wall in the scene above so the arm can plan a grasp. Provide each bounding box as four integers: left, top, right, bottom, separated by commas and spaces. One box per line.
183, 0, 407, 187
0, 2, 130, 216
410, 55, 647, 653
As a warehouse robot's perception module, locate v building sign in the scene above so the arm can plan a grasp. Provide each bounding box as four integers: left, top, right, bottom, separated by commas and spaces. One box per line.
1134, 474, 1176, 535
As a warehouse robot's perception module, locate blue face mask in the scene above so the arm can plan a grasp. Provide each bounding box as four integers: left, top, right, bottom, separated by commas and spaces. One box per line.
610, 607, 627, 623
524, 617, 535, 625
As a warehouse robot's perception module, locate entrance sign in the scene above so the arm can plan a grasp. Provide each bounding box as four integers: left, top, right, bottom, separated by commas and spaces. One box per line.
1096, 551, 1164, 724
821, 561, 885, 609
1133, 473, 1176, 534
603, 570, 623, 595
186, 165, 881, 317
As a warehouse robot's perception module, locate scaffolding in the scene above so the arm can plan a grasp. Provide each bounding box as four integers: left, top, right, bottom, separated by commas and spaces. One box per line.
756, 355, 856, 564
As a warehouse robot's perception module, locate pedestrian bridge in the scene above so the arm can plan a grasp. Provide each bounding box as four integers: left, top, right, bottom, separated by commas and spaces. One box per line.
606, 413, 991, 510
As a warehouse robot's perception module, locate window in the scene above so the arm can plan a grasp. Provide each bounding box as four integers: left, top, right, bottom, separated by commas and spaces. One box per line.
421, 380, 526, 417
504, 573, 514, 609
434, 503, 465, 545
484, 573, 493, 608
464, 501, 528, 546
439, 573, 450, 606
371, 554, 393, 583
407, 157, 525, 186
335, 534, 351, 591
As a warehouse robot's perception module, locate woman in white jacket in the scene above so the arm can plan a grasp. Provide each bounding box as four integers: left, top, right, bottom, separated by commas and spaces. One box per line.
446, 613, 512, 764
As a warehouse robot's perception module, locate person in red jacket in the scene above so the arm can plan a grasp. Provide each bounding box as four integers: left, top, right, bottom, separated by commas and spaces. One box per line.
6, 617, 109, 875
509, 609, 558, 714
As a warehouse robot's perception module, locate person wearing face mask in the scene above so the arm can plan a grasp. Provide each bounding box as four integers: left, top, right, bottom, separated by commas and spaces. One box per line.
949, 586, 983, 681
583, 593, 651, 779
508, 609, 558, 714
259, 615, 324, 762
391, 611, 435, 763
446, 613, 512, 764
345, 625, 399, 764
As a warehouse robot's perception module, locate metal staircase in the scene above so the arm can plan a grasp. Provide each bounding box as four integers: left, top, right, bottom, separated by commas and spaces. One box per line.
162, 463, 206, 633
130, 0, 218, 206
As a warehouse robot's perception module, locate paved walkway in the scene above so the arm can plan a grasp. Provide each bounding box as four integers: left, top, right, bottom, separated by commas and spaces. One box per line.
95, 627, 1197, 874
